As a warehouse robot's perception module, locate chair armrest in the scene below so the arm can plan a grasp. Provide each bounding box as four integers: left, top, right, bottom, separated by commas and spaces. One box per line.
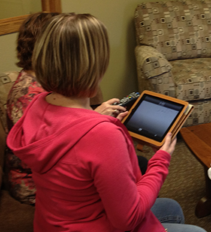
0, 121, 6, 191
135, 45, 172, 79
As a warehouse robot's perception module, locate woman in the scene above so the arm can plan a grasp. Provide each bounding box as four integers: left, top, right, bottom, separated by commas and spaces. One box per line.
6, 12, 128, 205
7, 13, 206, 232
6, 12, 59, 205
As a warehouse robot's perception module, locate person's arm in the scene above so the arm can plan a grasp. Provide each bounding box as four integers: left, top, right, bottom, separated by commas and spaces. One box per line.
80, 123, 175, 231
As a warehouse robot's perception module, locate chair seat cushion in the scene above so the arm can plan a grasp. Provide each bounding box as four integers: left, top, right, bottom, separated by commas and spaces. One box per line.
170, 58, 211, 101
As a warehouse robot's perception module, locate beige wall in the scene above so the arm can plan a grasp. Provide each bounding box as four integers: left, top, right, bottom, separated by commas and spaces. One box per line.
62, 0, 158, 100
0, 0, 158, 100
0, 0, 41, 19
0, 32, 20, 75
0, 0, 42, 75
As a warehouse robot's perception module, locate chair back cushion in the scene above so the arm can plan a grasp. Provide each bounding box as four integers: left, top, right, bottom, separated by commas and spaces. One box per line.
0, 72, 18, 191
0, 72, 18, 133
134, 0, 211, 60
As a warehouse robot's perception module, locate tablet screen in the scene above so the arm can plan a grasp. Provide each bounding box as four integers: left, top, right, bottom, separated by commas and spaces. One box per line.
124, 94, 184, 142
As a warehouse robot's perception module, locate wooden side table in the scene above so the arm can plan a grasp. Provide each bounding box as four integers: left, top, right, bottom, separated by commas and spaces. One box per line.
180, 123, 211, 218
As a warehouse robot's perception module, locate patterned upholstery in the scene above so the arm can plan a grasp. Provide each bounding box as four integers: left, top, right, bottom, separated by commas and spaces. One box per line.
135, 0, 211, 60
134, 0, 211, 126
0, 72, 18, 133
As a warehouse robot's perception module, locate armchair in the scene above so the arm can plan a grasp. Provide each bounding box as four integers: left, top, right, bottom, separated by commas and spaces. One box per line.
134, 0, 211, 126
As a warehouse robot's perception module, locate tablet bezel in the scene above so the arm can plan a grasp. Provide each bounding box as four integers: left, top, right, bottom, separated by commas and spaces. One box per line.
121, 90, 189, 147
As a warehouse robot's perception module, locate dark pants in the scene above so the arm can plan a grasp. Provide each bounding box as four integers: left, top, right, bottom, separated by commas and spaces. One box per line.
137, 155, 148, 175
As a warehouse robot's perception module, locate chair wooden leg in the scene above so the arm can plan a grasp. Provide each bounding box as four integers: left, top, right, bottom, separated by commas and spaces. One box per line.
136, 143, 144, 151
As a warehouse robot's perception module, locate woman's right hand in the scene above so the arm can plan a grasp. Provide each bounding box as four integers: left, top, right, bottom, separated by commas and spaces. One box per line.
94, 98, 126, 116
159, 133, 177, 156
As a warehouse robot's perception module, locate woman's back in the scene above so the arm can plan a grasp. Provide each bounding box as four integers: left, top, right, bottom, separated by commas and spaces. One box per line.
7, 92, 168, 232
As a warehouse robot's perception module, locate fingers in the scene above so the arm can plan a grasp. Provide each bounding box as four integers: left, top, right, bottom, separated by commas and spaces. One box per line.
94, 99, 126, 116
111, 105, 127, 117
116, 111, 128, 121
171, 136, 177, 148
160, 133, 177, 156
171, 136, 177, 145
106, 98, 120, 105
105, 99, 126, 112
112, 105, 126, 112
164, 133, 172, 146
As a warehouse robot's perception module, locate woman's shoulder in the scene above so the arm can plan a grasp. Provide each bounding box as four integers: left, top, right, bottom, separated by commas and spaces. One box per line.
7, 71, 45, 125
86, 115, 130, 142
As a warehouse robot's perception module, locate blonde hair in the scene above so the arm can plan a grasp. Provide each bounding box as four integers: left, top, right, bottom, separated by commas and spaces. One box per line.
32, 13, 110, 98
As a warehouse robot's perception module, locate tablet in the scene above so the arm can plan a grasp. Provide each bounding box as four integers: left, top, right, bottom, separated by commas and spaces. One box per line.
122, 90, 193, 147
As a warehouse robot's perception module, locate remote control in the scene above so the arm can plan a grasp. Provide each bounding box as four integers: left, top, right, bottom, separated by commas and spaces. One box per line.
113, 92, 140, 110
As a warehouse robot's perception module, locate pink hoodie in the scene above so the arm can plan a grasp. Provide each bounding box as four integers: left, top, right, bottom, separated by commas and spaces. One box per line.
7, 92, 171, 232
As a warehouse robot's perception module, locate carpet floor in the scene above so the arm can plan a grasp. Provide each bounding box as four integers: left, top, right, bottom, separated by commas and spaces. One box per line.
135, 135, 211, 232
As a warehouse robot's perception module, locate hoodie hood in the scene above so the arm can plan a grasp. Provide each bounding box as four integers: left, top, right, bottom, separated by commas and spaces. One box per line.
7, 92, 120, 174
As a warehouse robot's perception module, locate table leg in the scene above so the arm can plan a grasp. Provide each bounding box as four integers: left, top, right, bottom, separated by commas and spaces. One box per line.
195, 167, 211, 218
